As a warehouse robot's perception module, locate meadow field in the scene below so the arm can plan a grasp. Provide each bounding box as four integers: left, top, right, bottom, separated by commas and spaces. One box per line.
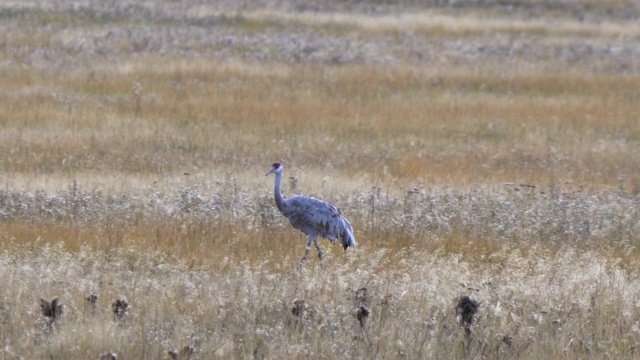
1, 0, 640, 358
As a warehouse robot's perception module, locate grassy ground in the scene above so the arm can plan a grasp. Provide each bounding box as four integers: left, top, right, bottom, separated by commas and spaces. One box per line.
0, 1, 640, 359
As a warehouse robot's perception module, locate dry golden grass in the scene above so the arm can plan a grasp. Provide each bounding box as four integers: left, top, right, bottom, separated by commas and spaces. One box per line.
1, 60, 639, 188
233, 8, 640, 39
0, 1, 640, 358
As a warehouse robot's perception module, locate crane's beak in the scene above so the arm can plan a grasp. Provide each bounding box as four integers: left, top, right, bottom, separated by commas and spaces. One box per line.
265, 167, 275, 176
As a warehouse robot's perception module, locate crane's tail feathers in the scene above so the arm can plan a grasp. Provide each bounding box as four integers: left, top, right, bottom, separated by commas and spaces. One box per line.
339, 217, 356, 250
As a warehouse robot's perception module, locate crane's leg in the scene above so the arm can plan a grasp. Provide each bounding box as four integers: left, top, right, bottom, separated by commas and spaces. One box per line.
314, 239, 323, 261
300, 234, 316, 265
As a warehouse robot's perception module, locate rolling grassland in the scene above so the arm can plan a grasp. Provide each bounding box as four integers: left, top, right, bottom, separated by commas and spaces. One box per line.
0, 1, 639, 358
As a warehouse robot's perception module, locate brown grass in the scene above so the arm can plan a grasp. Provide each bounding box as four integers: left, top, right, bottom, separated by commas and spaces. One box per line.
0, 1, 640, 358
1, 60, 638, 187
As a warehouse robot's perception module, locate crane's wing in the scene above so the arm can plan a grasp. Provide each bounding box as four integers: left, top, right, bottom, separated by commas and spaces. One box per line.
283, 196, 356, 250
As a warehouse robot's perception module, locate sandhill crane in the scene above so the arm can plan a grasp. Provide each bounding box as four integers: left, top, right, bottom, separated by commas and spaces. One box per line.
266, 162, 356, 264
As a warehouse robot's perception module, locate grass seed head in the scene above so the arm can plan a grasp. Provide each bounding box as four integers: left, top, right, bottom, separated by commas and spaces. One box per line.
456, 296, 479, 335
39, 297, 63, 331
111, 299, 129, 321
291, 299, 306, 318
168, 345, 194, 360
99, 352, 117, 360
354, 305, 370, 328
502, 335, 513, 348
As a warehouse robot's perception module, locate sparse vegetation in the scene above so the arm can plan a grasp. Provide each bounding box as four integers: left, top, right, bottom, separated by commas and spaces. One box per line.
0, 1, 639, 359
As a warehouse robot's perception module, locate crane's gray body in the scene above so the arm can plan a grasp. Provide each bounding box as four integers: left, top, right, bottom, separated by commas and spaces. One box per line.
266, 163, 355, 263
278, 194, 355, 250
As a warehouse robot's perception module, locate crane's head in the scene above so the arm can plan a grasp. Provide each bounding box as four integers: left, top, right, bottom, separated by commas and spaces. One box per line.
265, 162, 283, 176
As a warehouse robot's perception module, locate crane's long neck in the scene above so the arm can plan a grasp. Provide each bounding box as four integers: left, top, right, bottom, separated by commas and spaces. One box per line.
273, 171, 288, 213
